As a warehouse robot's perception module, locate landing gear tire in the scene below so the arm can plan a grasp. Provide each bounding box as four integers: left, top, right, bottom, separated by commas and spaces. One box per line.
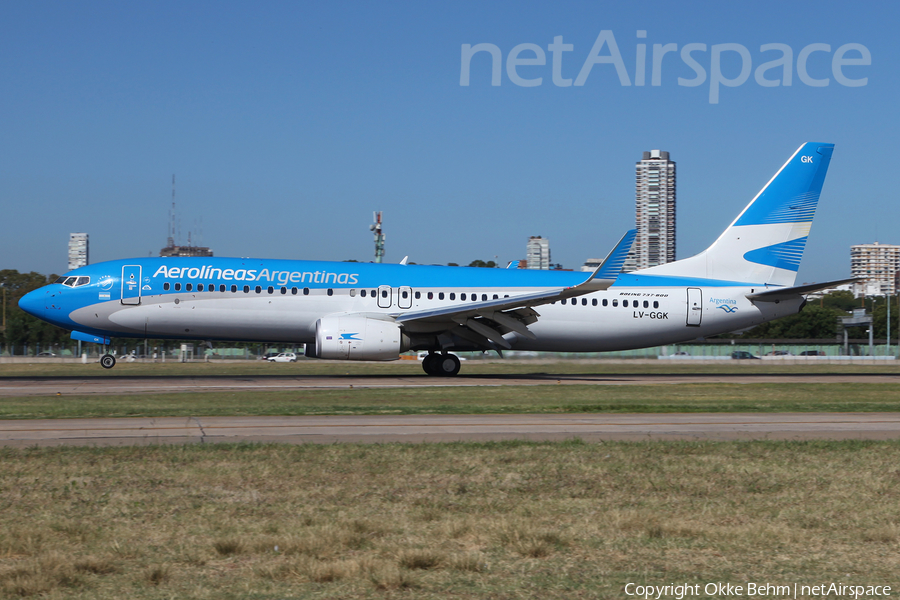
435, 353, 461, 377
422, 353, 440, 376
100, 354, 116, 369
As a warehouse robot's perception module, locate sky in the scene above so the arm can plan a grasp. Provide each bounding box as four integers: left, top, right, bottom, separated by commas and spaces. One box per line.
1, 1, 897, 284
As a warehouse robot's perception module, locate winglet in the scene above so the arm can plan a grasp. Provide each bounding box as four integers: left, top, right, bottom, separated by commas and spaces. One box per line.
567, 229, 636, 292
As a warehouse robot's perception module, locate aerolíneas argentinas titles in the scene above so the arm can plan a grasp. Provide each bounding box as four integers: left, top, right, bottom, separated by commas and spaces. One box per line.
20, 143, 850, 375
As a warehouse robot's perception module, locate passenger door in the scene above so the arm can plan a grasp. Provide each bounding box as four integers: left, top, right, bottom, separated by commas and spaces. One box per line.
121, 265, 142, 305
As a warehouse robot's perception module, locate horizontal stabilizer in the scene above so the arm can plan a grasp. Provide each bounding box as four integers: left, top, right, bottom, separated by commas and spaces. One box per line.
746, 277, 860, 302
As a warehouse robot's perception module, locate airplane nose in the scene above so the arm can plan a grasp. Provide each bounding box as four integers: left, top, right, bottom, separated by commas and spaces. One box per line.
18, 288, 55, 318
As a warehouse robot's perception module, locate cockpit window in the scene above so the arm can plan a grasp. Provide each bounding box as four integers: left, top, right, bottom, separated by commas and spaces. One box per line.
54, 276, 67, 284
60, 276, 91, 288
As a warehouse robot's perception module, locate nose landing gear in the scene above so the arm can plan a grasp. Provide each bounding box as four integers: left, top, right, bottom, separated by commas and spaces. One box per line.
100, 354, 116, 369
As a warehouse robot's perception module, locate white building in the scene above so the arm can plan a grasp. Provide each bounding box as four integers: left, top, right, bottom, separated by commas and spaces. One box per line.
68, 233, 89, 271
850, 242, 900, 296
623, 149, 676, 272
526, 236, 550, 270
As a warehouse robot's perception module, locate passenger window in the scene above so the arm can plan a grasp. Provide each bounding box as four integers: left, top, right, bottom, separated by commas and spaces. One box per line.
197, 284, 204, 291
653, 301, 659, 308
255, 286, 262, 294
449, 293, 456, 300
402, 291, 408, 299
164, 283, 170, 291
303, 288, 310, 295
186, 283, 193, 291
266, 286, 273, 294
381, 290, 388, 298
175, 283, 182, 291
623, 300, 628, 308
414, 291, 420, 299
482, 294, 488, 301
643, 300, 649, 308
361, 289, 367, 297
243, 286, 250, 293
427, 292, 433, 300
291, 287, 298, 295
582, 298, 587, 306
493, 294, 498, 300
472, 295, 478, 302
612, 299, 618, 307
592, 299, 597, 306
461, 293, 467, 301
231, 285, 237, 293
280, 287, 287, 295
439, 292, 445, 300
327, 289, 333, 296
602, 299, 608, 307
350, 289, 357, 297
219, 285, 225, 292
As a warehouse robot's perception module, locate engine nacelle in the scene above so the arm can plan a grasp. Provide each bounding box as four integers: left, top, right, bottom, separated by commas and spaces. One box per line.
315, 315, 406, 361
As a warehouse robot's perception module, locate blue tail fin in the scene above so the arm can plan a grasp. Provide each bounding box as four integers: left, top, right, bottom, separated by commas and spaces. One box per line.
636, 143, 834, 286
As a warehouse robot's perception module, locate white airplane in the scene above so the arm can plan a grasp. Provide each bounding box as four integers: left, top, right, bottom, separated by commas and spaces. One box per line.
20, 142, 851, 375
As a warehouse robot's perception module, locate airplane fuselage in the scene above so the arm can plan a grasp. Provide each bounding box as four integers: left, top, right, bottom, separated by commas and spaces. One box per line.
24, 256, 800, 353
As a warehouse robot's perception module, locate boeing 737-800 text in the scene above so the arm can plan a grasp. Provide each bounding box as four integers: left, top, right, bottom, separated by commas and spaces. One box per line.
20, 143, 851, 375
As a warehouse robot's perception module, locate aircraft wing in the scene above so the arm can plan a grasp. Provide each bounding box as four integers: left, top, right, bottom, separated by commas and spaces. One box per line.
745, 277, 860, 302
391, 230, 636, 350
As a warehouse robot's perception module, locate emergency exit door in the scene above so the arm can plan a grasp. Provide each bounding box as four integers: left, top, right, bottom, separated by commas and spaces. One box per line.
686, 287, 702, 326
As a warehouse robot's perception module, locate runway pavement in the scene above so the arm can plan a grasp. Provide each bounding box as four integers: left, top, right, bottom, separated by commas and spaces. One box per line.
2, 413, 900, 447
1, 372, 897, 397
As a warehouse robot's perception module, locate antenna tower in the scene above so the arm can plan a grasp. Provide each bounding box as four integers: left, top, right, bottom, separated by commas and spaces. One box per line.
370, 212, 385, 263
167, 175, 176, 248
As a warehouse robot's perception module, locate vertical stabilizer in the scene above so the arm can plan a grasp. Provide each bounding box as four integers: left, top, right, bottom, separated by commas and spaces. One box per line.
636, 143, 834, 286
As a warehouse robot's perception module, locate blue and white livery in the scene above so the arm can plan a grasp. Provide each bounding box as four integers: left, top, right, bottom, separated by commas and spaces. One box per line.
20, 143, 850, 375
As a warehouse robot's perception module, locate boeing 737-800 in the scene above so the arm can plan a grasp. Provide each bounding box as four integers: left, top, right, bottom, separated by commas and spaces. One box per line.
20, 143, 851, 375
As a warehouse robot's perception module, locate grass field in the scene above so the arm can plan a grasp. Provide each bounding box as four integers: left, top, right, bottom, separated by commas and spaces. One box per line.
1, 440, 899, 599
2, 382, 900, 420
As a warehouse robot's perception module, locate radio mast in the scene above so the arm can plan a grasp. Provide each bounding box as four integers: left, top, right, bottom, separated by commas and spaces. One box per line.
370, 211, 385, 263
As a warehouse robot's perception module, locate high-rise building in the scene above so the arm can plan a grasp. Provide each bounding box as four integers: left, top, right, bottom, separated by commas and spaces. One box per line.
68, 233, 89, 271
623, 149, 676, 272
850, 242, 900, 296
526, 236, 550, 270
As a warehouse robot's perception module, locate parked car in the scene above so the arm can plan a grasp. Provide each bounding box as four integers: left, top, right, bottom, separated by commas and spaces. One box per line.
799, 350, 826, 356
731, 351, 760, 359
267, 352, 298, 363
36, 351, 57, 357
765, 350, 794, 356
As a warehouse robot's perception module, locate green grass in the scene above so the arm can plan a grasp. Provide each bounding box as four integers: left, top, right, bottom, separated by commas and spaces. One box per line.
1, 382, 900, 420
1, 440, 899, 599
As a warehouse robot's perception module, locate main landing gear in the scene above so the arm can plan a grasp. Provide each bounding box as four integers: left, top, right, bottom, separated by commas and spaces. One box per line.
100, 354, 116, 369
422, 352, 461, 377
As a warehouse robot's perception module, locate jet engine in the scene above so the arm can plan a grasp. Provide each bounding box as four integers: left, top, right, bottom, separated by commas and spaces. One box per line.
315, 315, 408, 360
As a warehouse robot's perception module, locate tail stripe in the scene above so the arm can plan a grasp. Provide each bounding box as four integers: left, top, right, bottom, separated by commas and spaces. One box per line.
742, 236, 808, 272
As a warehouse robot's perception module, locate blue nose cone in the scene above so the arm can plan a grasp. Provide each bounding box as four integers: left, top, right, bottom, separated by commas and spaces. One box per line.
18, 287, 56, 319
